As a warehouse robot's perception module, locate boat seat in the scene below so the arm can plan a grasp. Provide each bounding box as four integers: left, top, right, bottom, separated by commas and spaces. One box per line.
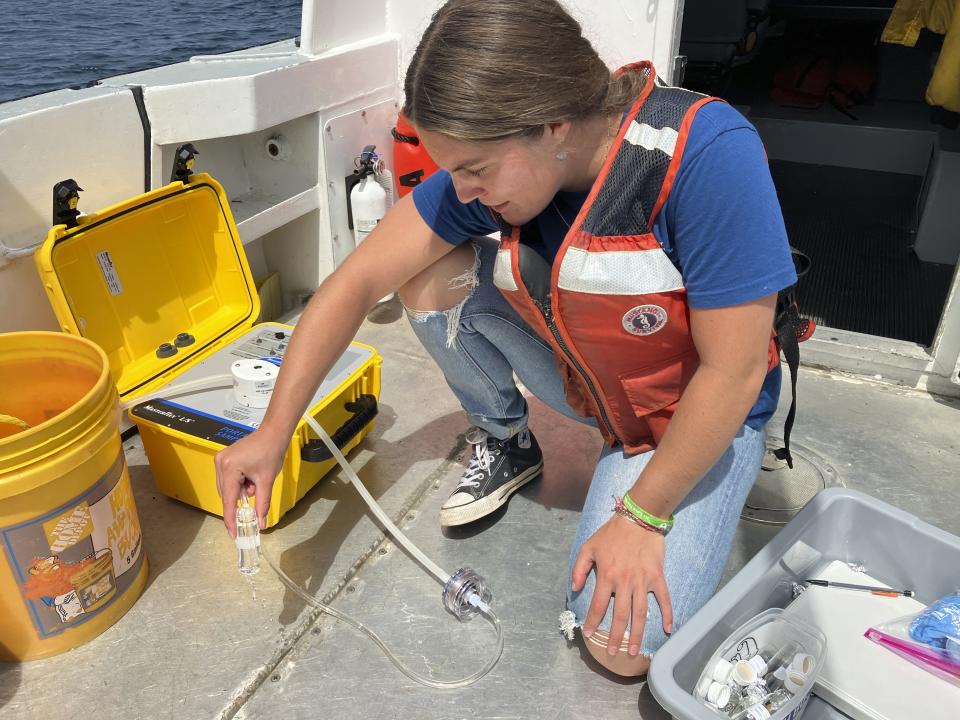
680, 0, 770, 70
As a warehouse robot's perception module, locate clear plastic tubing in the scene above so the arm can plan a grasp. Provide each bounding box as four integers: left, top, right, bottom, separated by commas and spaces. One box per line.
260, 543, 503, 689
291, 413, 503, 688
128, 375, 504, 688
301, 414, 449, 586
120, 373, 234, 410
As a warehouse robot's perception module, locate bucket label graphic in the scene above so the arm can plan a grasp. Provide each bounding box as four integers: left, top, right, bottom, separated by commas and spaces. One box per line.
43, 502, 92, 553
1, 452, 144, 638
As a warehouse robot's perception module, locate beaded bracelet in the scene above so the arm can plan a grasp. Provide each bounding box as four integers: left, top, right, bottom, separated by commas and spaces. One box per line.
618, 492, 675, 534
612, 499, 664, 535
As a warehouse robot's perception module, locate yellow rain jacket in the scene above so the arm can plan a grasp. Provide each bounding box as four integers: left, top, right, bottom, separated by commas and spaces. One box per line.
883, 0, 960, 112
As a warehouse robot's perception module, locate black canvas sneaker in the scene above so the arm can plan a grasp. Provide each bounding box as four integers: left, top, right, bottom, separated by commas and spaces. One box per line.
439, 426, 544, 527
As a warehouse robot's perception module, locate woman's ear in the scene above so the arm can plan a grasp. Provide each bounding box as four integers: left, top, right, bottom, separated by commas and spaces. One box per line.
545, 121, 572, 147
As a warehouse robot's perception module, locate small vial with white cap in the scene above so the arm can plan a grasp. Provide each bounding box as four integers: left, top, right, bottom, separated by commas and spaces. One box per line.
747, 641, 801, 678
694, 677, 732, 710
743, 704, 772, 720
236, 497, 261, 575
729, 685, 768, 720
762, 664, 788, 693
743, 684, 768, 706
732, 660, 759, 686
694, 676, 712, 699
782, 668, 808, 696
789, 653, 814, 676
763, 689, 794, 714
744, 652, 771, 678
729, 701, 773, 720
708, 657, 735, 684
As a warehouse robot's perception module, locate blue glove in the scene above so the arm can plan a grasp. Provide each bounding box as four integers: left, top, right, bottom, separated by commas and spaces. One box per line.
909, 594, 960, 660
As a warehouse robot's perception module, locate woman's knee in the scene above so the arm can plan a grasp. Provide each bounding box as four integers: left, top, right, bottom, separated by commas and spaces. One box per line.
399, 241, 478, 312
582, 629, 651, 677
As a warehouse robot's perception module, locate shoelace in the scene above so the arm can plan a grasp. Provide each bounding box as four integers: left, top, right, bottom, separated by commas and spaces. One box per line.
457, 435, 500, 489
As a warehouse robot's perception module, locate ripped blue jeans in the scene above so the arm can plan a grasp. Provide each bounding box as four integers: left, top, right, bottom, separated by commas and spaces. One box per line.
405, 236, 766, 656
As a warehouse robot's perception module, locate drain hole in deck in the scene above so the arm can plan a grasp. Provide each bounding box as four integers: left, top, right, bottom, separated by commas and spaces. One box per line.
742, 437, 842, 525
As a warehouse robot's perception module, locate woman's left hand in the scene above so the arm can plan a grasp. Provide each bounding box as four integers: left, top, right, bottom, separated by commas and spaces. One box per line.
571, 513, 673, 656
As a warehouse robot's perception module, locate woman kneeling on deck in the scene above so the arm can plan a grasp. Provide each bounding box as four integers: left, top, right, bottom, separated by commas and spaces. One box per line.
215, 0, 797, 677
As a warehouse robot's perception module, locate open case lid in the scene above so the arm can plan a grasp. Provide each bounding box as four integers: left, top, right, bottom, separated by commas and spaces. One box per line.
36, 173, 260, 401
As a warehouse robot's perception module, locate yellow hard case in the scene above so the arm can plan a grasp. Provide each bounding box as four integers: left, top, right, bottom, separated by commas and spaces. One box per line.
35, 173, 381, 527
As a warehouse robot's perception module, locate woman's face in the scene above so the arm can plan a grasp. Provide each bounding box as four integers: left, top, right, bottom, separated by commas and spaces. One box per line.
418, 127, 567, 227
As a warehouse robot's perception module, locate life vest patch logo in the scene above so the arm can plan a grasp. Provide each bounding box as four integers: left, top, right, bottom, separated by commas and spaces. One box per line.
622, 305, 668, 336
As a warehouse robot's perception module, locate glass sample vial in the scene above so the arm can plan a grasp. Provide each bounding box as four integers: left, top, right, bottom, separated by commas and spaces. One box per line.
763, 666, 787, 693
748, 641, 800, 678
763, 688, 794, 714
695, 677, 732, 710
789, 653, 814, 675
726, 684, 746, 711
733, 660, 760, 686
730, 687, 770, 720
744, 652, 771, 678
708, 658, 735, 684
743, 704, 772, 720
236, 500, 261, 575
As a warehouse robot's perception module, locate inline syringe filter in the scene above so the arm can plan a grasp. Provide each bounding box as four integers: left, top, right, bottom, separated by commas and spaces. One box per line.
236, 497, 261, 575
442, 567, 493, 621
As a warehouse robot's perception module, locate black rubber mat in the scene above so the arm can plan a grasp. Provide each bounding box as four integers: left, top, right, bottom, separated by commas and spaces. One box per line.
769, 161, 955, 346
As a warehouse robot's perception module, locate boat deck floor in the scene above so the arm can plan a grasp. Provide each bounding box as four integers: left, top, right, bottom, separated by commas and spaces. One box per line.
3, 304, 959, 719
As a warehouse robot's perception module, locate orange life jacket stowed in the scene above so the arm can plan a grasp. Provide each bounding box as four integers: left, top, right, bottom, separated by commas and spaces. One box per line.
493, 62, 781, 455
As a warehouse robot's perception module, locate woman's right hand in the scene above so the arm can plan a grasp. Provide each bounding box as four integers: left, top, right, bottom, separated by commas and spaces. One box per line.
215, 428, 287, 537
212, 193, 456, 538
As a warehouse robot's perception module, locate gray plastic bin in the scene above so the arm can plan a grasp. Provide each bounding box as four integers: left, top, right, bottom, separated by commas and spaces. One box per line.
648, 487, 960, 719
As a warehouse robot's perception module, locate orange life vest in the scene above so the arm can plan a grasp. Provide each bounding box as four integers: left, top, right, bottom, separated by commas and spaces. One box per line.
492, 62, 780, 454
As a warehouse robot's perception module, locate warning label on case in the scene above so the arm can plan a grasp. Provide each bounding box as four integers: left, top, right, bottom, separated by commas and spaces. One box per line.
95, 250, 124, 296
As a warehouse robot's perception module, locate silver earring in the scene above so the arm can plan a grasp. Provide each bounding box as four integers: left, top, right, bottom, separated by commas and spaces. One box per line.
555, 150, 567, 161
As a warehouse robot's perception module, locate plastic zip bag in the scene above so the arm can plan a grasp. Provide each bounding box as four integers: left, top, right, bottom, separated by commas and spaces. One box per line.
865, 595, 960, 688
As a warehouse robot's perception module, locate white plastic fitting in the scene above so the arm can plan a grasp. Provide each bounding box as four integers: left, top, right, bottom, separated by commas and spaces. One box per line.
733, 660, 758, 686
784, 669, 807, 695
746, 653, 769, 677
709, 657, 734, 684
790, 652, 814, 675
695, 676, 713, 700
705, 682, 731, 709
744, 704, 772, 720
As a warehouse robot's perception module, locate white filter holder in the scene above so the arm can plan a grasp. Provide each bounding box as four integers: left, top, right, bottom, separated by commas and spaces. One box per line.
231, 358, 280, 409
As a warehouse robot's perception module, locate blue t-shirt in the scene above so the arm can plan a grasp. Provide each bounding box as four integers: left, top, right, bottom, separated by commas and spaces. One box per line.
412, 101, 797, 428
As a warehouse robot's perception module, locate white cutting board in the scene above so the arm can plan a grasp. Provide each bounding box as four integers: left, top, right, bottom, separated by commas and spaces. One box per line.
783, 560, 960, 720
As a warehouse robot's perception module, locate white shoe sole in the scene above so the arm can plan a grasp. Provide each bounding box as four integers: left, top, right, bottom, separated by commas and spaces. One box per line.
439, 461, 544, 527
